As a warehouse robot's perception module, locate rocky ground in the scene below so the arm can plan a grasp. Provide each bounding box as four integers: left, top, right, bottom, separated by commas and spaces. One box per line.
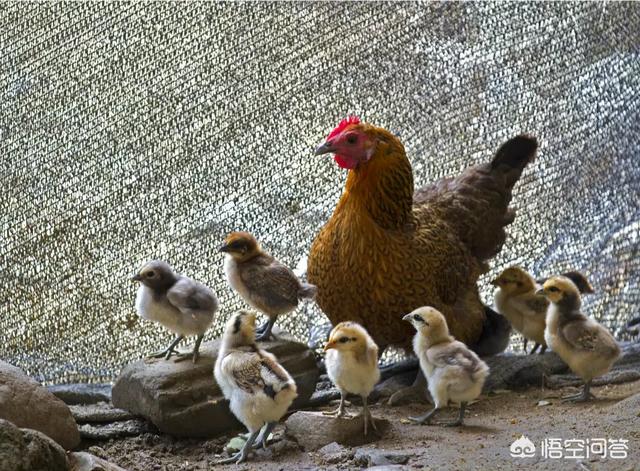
77, 379, 640, 471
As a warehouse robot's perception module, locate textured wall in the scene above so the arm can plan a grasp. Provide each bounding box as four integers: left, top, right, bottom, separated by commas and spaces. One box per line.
1, 2, 638, 383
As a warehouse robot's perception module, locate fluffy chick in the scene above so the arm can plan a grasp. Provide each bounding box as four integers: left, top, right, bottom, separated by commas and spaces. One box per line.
133, 260, 219, 363
403, 307, 489, 426
220, 231, 317, 341
539, 276, 620, 402
214, 310, 298, 464
323, 322, 381, 435
493, 267, 594, 354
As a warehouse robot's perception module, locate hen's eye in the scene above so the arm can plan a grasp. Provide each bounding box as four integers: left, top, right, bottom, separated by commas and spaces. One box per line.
338, 337, 350, 343
346, 134, 357, 144
146, 271, 155, 278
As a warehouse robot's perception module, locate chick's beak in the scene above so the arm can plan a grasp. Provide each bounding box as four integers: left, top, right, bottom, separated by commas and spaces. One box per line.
324, 341, 336, 351
402, 313, 412, 322
535, 288, 545, 296
131, 274, 142, 282
218, 243, 230, 253
314, 140, 336, 156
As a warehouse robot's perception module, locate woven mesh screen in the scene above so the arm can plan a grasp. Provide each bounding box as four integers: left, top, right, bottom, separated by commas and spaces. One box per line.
1, 2, 639, 384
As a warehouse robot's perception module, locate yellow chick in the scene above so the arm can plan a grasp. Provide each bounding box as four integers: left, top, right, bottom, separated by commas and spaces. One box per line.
214, 310, 298, 464
323, 322, 381, 435
539, 276, 620, 402
492, 267, 593, 354
403, 307, 489, 426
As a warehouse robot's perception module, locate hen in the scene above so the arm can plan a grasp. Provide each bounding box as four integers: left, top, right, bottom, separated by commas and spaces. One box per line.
308, 117, 537, 356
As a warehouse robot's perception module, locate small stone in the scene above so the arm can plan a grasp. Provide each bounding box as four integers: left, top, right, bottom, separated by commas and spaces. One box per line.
317, 442, 355, 464
354, 448, 412, 467
68, 451, 127, 471
537, 400, 551, 407
225, 435, 247, 452
48, 384, 112, 406
79, 419, 154, 440
70, 402, 136, 423
285, 411, 390, 451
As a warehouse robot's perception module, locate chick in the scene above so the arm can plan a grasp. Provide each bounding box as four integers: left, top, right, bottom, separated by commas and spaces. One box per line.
214, 310, 298, 464
133, 260, 219, 363
539, 276, 620, 402
220, 231, 317, 341
403, 307, 489, 426
492, 267, 594, 354
323, 322, 381, 435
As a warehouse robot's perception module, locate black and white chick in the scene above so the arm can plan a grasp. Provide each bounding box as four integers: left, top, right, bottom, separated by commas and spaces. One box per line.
133, 260, 219, 363
219, 231, 317, 341
323, 321, 381, 436
403, 306, 489, 426
214, 310, 298, 464
539, 276, 620, 402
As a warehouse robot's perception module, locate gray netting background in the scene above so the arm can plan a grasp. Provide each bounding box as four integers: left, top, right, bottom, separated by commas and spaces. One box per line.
1, 2, 639, 384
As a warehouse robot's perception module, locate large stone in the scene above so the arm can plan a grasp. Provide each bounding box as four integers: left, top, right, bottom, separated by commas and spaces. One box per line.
68, 452, 127, 471
0, 419, 69, 471
70, 402, 136, 423
112, 329, 319, 437
0, 361, 80, 450
285, 411, 390, 451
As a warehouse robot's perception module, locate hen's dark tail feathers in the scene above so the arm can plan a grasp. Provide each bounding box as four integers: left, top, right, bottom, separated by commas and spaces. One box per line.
298, 282, 318, 300
537, 271, 595, 294
490, 134, 539, 189
470, 306, 512, 357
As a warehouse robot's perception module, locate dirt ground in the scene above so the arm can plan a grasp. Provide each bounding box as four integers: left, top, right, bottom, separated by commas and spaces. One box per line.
81, 380, 640, 471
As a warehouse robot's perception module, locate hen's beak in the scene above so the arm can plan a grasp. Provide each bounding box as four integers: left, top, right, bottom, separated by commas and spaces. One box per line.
402, 313, 412, 322
490, 278, 500, 286
535, 288, 545, 296
324, 341, 336, 351
314, 140, 335, 156
131, 274, 142, 282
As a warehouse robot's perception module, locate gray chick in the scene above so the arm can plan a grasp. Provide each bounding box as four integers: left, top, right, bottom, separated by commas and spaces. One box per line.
219, 231, 317, 341
133, 260, 219, 363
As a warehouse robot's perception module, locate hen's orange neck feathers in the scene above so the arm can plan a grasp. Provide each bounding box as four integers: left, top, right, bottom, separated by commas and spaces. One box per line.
340, 126, 414, 230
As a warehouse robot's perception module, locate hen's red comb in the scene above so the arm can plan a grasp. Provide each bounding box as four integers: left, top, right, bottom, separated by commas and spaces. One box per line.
328, 116, 360, 139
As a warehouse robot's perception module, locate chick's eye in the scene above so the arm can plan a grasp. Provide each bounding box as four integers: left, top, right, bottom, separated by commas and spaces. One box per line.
413, 314, 422, 322
548, 287, 559, 292
146, 271, 155, 278
338, 337, 350, 343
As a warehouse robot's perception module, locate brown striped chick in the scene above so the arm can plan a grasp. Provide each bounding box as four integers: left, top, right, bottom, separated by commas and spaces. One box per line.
492, 267, 594, 354
538, 277, 620, 402
214, 310, 298, 464
220, 231, 317, 341
403, 307, 489, 426
323, 322, 381, 435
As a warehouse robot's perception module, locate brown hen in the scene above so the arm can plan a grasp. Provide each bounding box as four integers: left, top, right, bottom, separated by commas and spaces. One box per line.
308, 117, 537, 355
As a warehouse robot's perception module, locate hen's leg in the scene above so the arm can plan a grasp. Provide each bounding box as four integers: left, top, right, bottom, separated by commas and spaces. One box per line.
539, 345, 547, 355
255, 317, 276, 341
523, 338, 529, 354
388, 369, 431, 406
147, 335, 184, 360
529, 343, 540, 355
215, 430, 259, 464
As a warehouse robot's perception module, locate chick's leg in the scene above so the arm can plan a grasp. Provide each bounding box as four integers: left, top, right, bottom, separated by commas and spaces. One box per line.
215, 430, 259, 465
443, 401, 466, 427
322, 391, 350, 418
529, 343, 540, 355
255, 317, 276, 341
523, 338, 529, 354
539, 345, 547, 355
388, 369, 431, 406
253, 422, 276, 449
147, 335, 184, 360
174, 333, 204, 363
361, 395, 378, 436
562, 380, 595, 402
408, 407, 440, 425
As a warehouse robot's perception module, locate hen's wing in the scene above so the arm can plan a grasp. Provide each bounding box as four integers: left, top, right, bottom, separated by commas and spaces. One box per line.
240, 257, 301, 311
222, 350, 293, 399
166, 277, 219, 316
561, 320, 619, 356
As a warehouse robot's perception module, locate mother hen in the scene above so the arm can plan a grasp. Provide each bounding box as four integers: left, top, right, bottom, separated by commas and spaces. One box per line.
308, 117, 537, 357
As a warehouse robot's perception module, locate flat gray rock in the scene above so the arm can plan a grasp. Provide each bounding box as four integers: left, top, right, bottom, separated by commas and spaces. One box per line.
355, 448, 413, 467
0, 419, 69, 471
79, 419, 155, 440
112, 329, 319, 437
48, 384, 112, 405
70, 402, 136, 423
68, 451, 127, 471
285, 411, 390, 451
0, 361, 80, 450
